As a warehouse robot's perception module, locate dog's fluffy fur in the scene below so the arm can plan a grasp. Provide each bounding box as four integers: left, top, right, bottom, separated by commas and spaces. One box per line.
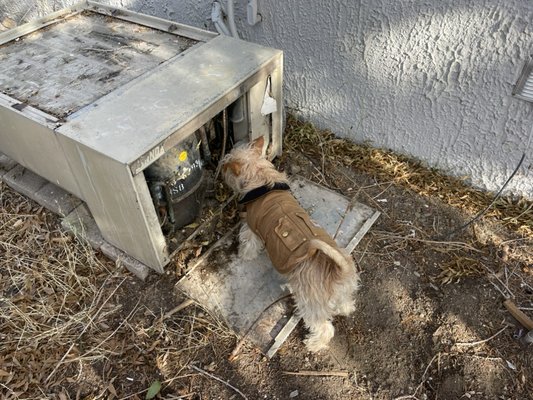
222, 137, 360, 352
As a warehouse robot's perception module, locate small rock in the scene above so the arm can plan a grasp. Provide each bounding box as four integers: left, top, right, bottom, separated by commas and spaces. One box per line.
289, 390, 299, 398
506, 360, 516, 370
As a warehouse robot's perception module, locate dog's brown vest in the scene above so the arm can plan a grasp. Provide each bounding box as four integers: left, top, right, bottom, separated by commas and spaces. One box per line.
242, 189, 338, 274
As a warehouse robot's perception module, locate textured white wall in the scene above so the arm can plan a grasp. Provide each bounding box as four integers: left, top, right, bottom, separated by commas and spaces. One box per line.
240, 0, 533, 199
1, 0, 532, 198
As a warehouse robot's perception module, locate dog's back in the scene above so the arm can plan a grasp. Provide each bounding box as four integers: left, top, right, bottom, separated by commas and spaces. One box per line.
244, 189, 340, 275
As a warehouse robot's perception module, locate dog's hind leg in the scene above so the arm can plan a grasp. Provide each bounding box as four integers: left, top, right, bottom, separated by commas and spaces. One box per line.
303, 316, 335, 352
331, 286, 357, 316
238, 222, 264, 260
331, 271, 360, 317
289, 257, 337, 352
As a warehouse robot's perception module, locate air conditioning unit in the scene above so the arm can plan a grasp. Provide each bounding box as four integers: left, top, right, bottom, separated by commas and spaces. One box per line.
0, 1, 283, 273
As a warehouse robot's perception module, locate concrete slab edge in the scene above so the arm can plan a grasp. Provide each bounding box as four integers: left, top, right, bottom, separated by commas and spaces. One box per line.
0, 152, 17, 177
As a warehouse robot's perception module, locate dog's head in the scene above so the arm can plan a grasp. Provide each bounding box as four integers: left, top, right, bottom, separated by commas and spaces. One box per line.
221, 136, 287, 194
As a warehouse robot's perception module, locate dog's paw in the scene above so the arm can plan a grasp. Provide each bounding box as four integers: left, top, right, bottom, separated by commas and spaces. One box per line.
304, 336, 330, 352
304, 322, 335, 352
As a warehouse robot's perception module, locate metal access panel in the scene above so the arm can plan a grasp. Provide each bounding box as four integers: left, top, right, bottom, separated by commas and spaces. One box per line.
0, 1, 283, 272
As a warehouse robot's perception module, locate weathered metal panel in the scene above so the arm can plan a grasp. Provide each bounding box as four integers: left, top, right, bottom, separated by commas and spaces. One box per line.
269, 55, 284, 158
246, 54, 284, 158
0, 11, 198, 119
0, 98, 81, 197
247, 78, 271, 145
0, 1, 86, 46
57, 137, 168, 271
57, 35, 283, 171
86, 1, 217, 42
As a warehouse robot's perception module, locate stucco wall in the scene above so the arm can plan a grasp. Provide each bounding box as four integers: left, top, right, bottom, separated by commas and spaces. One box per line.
1, 0, 532, 198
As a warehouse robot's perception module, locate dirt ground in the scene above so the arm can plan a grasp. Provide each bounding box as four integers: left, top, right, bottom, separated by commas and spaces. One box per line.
1, 121, 532, 400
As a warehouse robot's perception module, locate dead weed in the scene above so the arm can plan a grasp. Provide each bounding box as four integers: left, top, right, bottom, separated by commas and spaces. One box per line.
284, 116, 533, 239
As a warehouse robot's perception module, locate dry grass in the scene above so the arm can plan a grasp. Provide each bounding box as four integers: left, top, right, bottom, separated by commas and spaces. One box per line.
0, 183, 234, 399
284, 116, 533, 239
0, 185, 116, 397
438, 256, 485, 284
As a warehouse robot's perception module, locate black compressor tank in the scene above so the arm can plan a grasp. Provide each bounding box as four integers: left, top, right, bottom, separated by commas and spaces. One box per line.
144, 135, 206, 234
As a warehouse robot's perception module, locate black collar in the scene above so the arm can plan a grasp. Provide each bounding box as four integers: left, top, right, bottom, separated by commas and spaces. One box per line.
238, 182, 290, 204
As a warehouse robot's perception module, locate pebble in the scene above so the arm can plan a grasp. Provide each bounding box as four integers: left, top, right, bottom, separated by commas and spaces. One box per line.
289, 390, 299, 398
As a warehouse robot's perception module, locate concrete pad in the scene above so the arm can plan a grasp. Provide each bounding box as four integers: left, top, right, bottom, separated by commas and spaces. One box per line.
0, 153, 17, 177
177, 250, 291, 354
177, 176, 380, 357
2, 165, 47, 198
100, 242, 151, 280
34, 182, 81, 217
290, 177, 380, 252
62, 204, 105, 250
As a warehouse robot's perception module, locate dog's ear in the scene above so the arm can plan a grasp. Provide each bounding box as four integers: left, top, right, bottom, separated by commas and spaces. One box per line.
223, 161, 242, 176
250, 136, 265, 155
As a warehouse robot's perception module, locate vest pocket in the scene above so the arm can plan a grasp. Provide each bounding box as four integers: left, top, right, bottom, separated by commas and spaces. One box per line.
294, 212, 322, 237
274, 215, 307, 251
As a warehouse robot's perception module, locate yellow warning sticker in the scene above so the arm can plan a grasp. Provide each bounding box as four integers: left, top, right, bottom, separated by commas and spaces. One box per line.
178, 151, 188, 162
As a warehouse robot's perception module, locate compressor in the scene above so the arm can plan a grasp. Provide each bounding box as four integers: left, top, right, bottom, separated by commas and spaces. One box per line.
144, 134, 205, 234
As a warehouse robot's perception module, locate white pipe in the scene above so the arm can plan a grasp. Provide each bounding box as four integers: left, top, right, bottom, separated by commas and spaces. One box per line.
211, 2, 231, 36
215, 20, 231, 36
226, 0, 239, 38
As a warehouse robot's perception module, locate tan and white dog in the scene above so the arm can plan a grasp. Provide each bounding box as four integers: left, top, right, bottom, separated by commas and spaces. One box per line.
221, 136, 360, 352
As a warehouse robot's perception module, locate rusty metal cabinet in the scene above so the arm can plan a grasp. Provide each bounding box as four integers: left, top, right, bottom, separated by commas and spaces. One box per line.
0, 1, 283, 272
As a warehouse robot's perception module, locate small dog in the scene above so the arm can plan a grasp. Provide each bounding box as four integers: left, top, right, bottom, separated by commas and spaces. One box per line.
221, 136, 360, 352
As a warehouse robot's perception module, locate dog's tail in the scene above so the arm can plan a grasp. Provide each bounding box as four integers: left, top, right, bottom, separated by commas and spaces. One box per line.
288, 239, 359, 301
309, 239, 357, 280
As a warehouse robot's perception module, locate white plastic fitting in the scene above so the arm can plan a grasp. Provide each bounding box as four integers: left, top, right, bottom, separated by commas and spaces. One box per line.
247, 0, 262, 26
